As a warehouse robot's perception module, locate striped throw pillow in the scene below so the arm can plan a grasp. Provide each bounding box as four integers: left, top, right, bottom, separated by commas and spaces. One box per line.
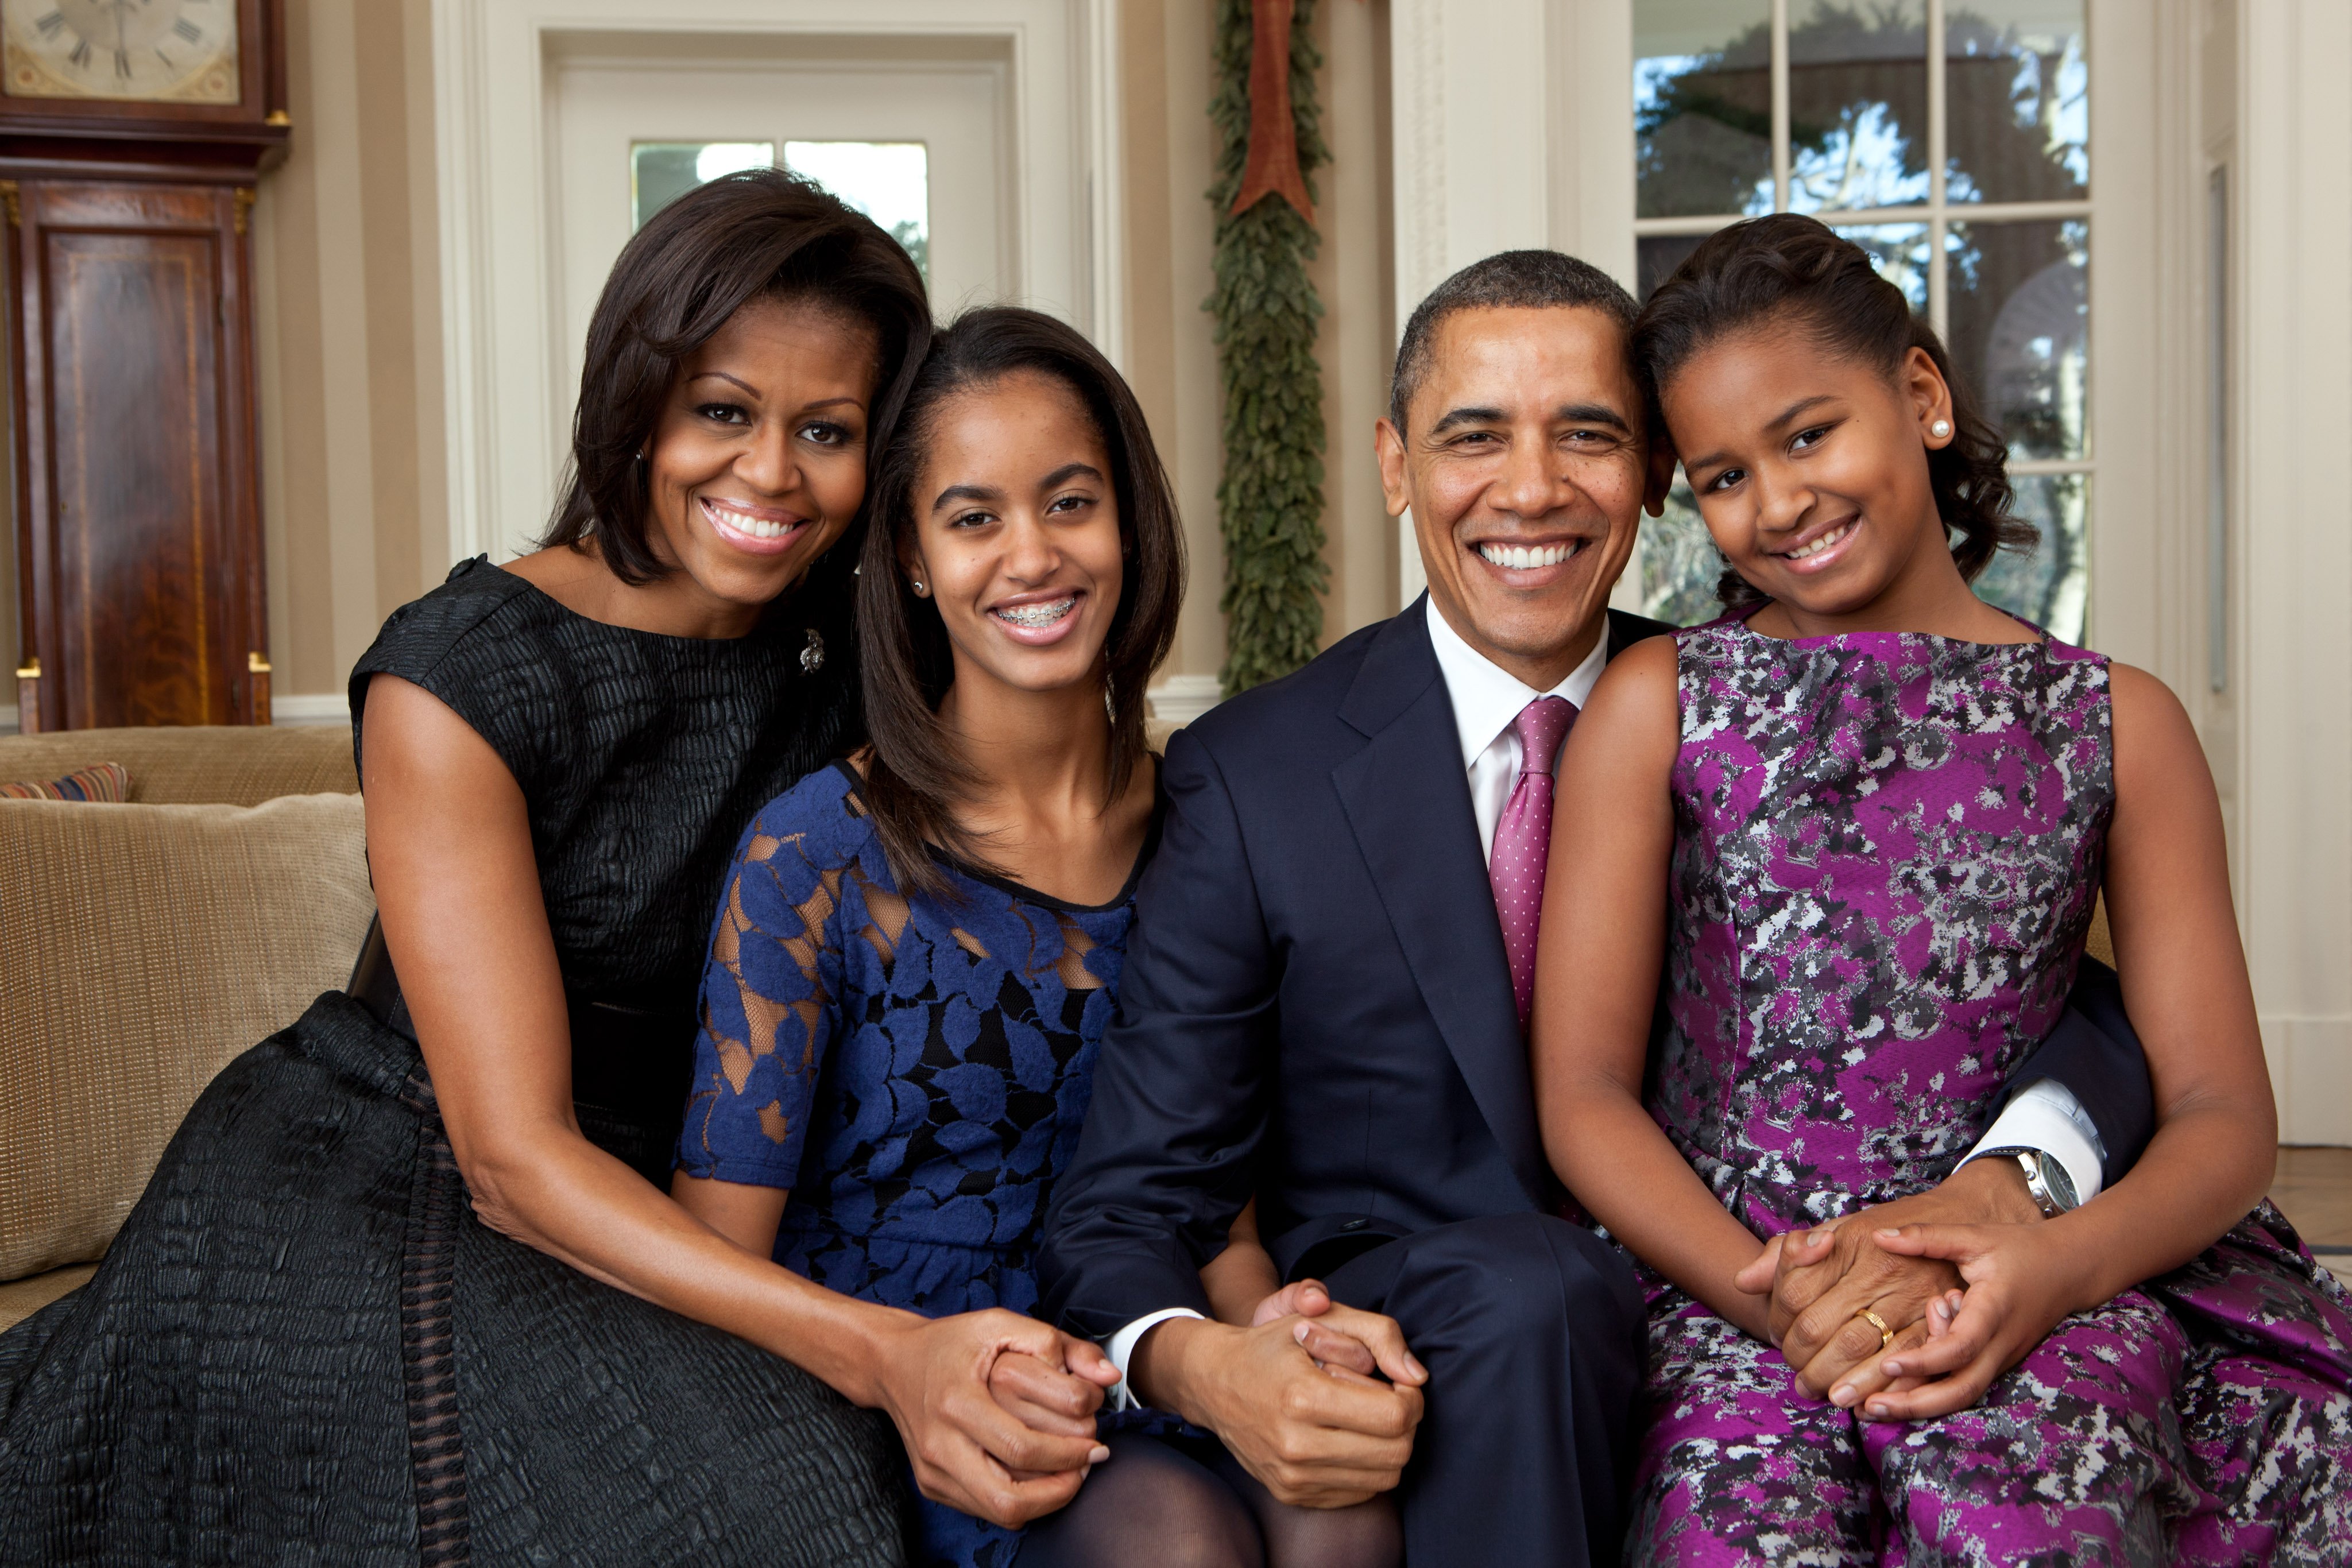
0, 761, 130, 803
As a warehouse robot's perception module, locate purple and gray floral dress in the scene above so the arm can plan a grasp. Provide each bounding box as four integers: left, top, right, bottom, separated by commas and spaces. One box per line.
1634, 612, 2352, 1566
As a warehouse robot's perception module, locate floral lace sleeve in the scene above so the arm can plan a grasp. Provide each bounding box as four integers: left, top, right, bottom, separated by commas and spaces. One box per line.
675, 789, 861, 1187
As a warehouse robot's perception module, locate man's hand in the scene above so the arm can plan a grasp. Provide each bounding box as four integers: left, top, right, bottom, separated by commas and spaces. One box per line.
873, 1310, 1117, 1528
1732, 1157, 2041, 1406
1131, 1311, 1426, 1508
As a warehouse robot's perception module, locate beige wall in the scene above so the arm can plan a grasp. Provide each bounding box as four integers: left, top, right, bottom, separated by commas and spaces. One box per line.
9, 1, 1389, 721
1122, 0, 1396, 696
253, 0, 447, 711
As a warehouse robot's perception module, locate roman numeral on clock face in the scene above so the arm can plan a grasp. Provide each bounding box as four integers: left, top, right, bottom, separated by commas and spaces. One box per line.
173, 18, 202, 44
34, 9, 63, 38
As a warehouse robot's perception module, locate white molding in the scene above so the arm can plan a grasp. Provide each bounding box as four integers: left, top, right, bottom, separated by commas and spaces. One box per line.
430, 0, 1119, 572
0, 694, 347, 733
1146, 674, 1223, 726
1082, 0, 1124, 372
273, 694, 353, 727
2235, 0, 2352, 1142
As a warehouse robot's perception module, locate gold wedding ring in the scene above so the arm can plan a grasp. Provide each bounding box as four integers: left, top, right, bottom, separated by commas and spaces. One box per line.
1854, 1306, 1895, 1353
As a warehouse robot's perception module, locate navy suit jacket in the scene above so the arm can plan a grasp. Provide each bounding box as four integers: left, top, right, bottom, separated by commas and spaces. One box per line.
1037, 601, 2152, 1343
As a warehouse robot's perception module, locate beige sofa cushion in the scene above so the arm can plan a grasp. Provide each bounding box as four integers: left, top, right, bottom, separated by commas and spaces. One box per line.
0, 792, 374, 1282
0, 723, 356, 807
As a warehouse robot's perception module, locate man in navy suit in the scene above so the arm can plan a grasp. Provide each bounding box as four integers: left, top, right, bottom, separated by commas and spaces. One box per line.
1036, 251, 2150, 1566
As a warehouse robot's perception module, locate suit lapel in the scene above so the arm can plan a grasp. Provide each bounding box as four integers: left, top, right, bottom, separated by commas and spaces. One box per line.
1329, 602, 1549, 1207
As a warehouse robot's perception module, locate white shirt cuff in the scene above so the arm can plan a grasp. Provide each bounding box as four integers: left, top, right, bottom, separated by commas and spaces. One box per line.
1104, 1308, 1205, 1411
1961, 1077, 2106, 1203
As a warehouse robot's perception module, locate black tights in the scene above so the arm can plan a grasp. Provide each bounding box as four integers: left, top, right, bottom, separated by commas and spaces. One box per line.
1011, 1433, 1403, 1568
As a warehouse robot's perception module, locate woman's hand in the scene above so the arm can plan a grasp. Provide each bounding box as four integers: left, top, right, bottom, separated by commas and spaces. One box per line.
1844, 1221, 2086, 1422
875, 1308, 1117, 1527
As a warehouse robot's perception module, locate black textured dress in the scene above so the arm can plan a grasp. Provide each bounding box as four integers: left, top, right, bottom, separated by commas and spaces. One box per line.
0, 558, 910, 1566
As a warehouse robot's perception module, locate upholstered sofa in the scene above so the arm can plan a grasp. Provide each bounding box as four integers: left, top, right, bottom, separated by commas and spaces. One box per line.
0, 724, 371, 1331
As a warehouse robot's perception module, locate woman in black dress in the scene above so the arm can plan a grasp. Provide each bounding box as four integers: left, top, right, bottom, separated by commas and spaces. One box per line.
0, 172, 1081, 1566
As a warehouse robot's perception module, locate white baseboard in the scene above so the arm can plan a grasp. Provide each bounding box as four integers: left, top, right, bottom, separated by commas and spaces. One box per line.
270, 693, 350, 726
1147, 674, 1223, 726
0, 694, 347, 734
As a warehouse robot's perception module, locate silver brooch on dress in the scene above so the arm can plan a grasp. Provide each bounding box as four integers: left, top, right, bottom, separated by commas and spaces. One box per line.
800, 629, 825, 673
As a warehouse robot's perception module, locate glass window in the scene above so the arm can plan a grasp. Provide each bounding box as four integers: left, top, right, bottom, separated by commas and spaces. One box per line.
1630, 0, 2095, 640
1635, 0, 1773, 220
631, 142, 775, 231
627, 140, 930, 284
1788, 0, 1930, 214
784, 141, 930, 282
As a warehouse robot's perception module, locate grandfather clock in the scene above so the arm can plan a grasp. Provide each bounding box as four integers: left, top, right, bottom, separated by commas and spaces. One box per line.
1, 0, 287, 733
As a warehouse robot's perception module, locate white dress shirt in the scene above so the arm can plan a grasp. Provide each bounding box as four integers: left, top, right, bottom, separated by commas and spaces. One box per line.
1103, 603, 2104, 1403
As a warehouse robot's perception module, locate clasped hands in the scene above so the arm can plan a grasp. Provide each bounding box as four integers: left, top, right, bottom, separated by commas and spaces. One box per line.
891, 1286, 1425, 1528
1735, 1157, 2089, 1422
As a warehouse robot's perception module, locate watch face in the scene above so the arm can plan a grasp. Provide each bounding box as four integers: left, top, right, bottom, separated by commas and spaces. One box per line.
2, 0, 240, 105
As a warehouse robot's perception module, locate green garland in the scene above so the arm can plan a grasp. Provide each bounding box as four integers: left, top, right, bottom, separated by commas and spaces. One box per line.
1205, 0, 1330, 695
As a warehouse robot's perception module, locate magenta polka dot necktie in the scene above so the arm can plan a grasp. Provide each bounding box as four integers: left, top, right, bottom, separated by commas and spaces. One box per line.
1490, 695, 1578, 1031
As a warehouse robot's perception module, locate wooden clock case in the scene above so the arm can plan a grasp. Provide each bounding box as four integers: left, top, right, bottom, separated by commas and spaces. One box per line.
5, 0, 289, 732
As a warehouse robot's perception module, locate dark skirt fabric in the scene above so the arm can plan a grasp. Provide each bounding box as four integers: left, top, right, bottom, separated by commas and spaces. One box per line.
0, 990, 910, 1566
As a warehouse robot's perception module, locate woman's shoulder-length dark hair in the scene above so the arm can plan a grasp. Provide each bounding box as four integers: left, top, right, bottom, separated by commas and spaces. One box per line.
1630, 212, 2034, 611
856, 305, 1185, 896
542, 168, 933, 586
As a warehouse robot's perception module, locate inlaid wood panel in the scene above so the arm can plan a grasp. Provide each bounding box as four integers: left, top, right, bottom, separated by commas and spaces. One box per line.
9, 177, 264, 728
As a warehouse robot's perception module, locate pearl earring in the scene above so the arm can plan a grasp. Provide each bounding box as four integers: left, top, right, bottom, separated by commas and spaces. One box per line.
1931, 419, 1952, 438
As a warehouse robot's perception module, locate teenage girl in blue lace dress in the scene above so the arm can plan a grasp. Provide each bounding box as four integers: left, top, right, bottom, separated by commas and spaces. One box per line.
672, 309, 1401, 1568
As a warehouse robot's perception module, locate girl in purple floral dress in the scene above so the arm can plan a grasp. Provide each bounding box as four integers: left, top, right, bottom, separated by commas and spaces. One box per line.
1534, 215, 2352, 1565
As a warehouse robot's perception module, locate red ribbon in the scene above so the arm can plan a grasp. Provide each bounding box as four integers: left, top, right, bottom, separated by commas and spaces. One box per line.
1229, 0, 1316, 226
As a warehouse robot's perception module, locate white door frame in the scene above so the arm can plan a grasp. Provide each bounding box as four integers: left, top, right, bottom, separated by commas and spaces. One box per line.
428, 0, 1123, 567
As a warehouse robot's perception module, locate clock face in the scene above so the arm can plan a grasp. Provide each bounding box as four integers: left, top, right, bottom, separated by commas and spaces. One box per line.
2, 0, 240, 105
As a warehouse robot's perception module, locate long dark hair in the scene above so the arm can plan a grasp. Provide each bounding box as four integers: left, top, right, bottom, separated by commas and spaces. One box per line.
541, 169, 933, 593
1631, 214, 2033, 610
857, 307, 1185, 896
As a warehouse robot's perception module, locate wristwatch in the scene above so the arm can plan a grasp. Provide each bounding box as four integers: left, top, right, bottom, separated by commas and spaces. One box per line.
1976, 1146, 2079, 1217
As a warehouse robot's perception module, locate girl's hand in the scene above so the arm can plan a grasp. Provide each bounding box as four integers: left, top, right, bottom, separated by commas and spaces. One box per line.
1245, 1278, 1386, 1378
986, 1345, 1119, 1443
873, 1309, 1116, 1527
1848, 1222, 2083, 1422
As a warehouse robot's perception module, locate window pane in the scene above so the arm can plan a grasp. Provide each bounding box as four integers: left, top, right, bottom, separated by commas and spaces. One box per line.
1834, 222, 1932, 311
1635, 0, 1774, 220
1638, 232, 1714, 299
1945, 1, 2088, 203
784, 141, 930, 281
1641, 482, 1731, 628
1788, 0, 1931, 214
1974, 471, 2086, 641
632, 142, 776, 231
1945, 218, 2088, 460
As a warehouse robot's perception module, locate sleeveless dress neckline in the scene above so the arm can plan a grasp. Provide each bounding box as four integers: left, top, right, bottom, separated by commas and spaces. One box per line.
1722, 598, 2048, 651
483, 555, 786, 646
830, 757, 1166, 916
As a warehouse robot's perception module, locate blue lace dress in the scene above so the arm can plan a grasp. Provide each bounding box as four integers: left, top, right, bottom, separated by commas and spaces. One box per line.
676, 761, 1158, 1568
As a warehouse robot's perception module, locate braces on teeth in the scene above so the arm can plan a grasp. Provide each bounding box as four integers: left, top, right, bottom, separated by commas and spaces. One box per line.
993, 598, 1076, 629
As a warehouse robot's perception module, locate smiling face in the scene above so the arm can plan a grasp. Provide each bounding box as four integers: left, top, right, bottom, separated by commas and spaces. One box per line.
1377, 305, 1662, 688
901, 369, 1126, 702
1662, 319, 1960, 622
640, 295, 879, 628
